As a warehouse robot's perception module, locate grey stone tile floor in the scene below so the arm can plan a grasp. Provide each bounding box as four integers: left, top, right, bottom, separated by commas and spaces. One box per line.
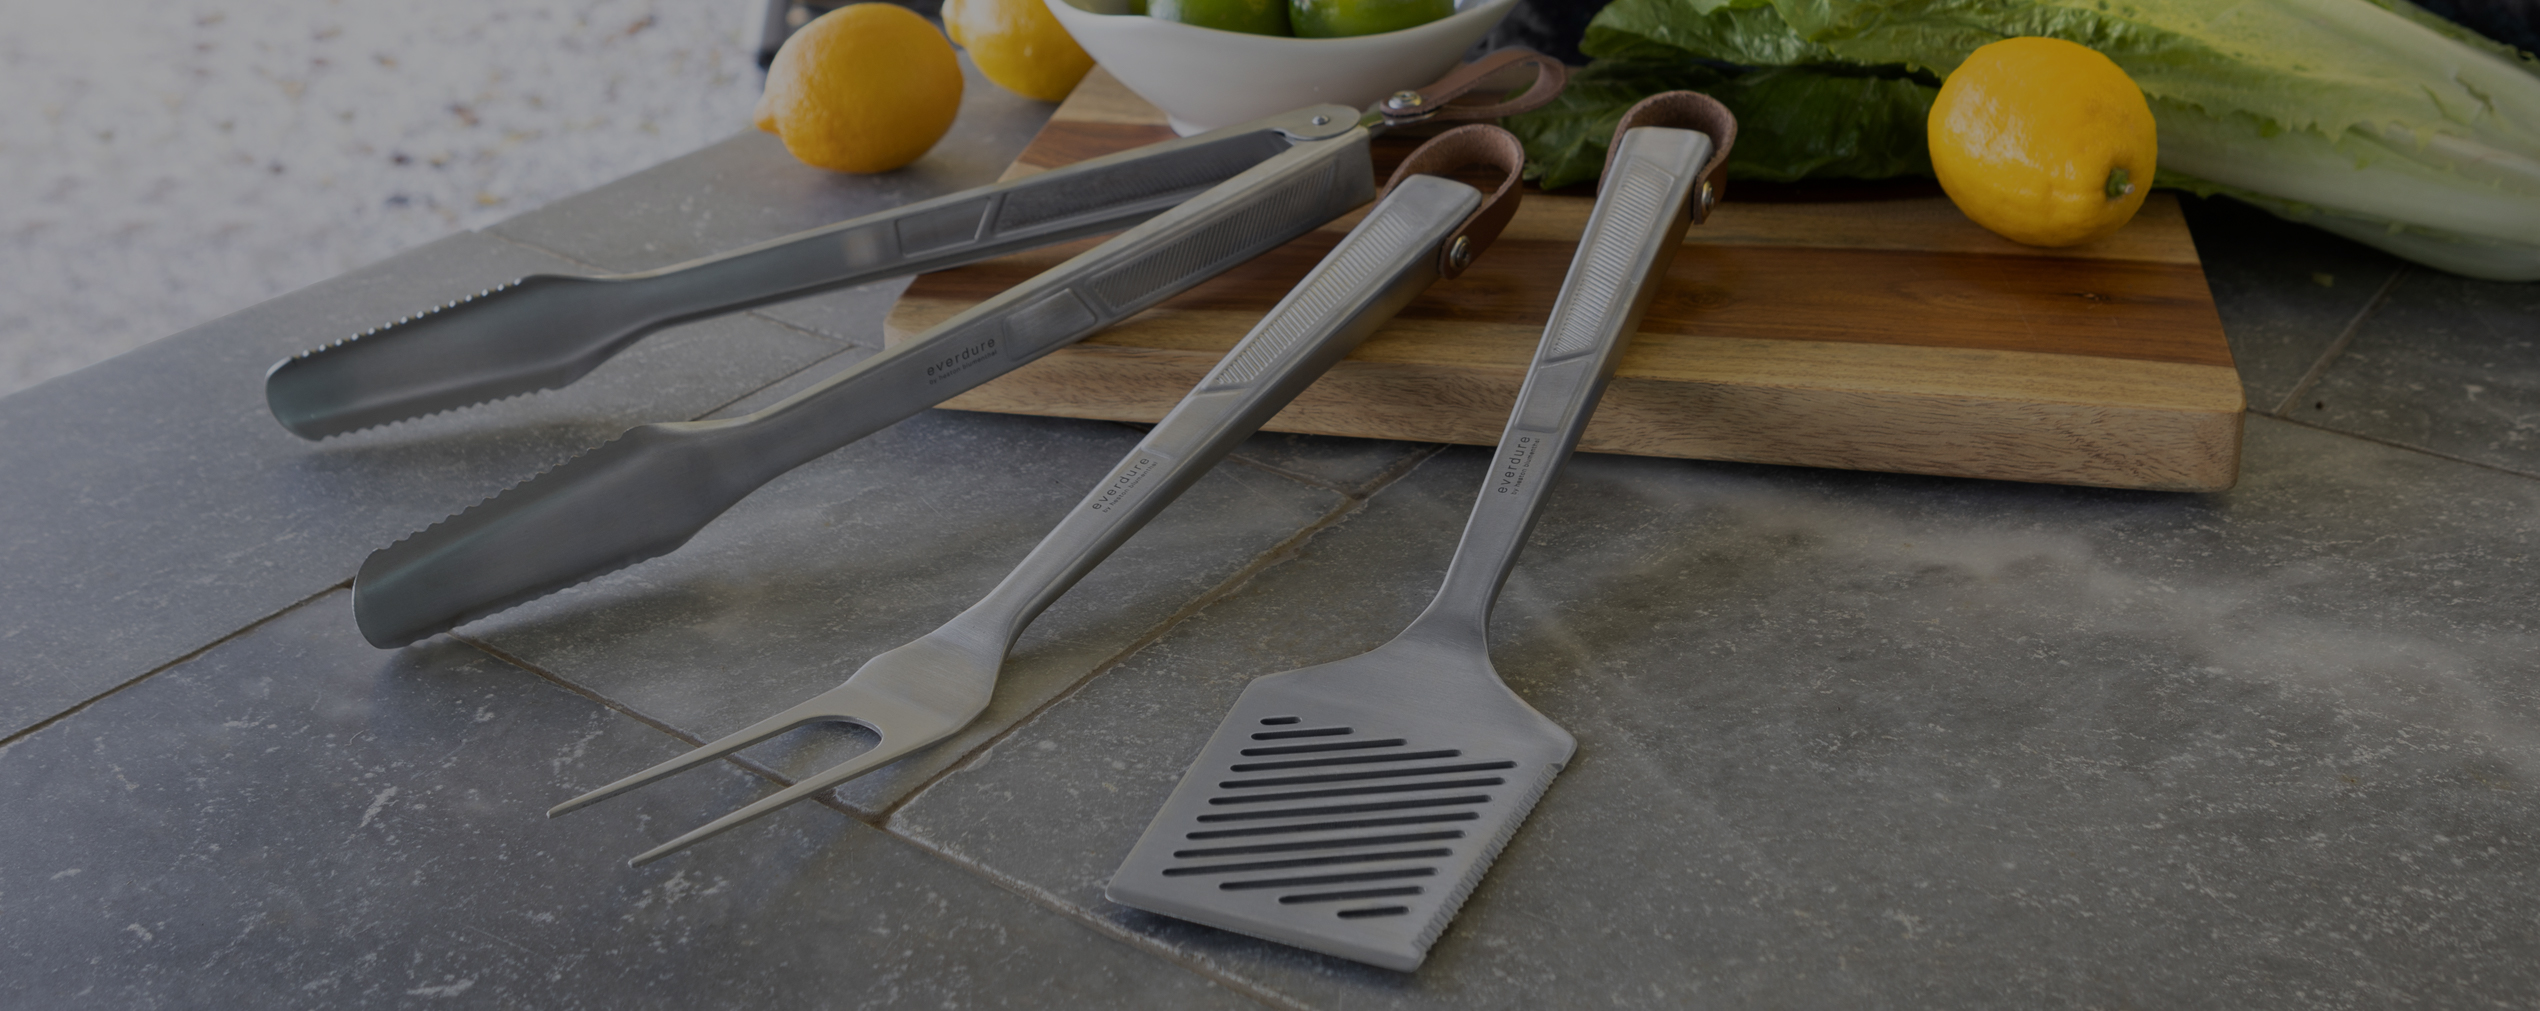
7, 2, 2540, 1005
895, 417, 2540, 1009
0, 591, 1255, 1009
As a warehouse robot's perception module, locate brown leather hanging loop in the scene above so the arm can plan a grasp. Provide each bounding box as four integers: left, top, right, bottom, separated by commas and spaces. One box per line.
1375, 49, 1569, 128
1379, 124, 1529, 279
1605, 91, 1739, 223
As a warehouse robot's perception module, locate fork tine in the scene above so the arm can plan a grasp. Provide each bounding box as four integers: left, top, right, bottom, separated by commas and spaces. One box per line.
625, 732, 934, 866
547, 695, 853, 819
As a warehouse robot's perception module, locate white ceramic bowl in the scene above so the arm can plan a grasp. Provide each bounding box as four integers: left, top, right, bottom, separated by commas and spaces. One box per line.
1046, 0, 1522, 135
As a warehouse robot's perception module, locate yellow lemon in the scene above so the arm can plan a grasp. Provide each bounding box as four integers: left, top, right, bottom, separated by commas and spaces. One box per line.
753, 4, 963, 174
945, 0, 1096, 102
1927, 37, 2158, 247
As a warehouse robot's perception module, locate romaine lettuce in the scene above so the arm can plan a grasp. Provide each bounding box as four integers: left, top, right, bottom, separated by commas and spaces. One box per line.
1519, 0, 2540, 279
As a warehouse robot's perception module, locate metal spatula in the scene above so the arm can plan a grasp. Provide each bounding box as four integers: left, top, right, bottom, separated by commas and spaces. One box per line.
1105, 93, 1736, 972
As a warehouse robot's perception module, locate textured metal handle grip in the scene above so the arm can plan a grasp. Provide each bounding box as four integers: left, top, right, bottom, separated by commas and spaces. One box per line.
610, 123, 1306, 324
724, 131, 1377, 479
959, 174, 1483, 641
1405, 127, 1716, 645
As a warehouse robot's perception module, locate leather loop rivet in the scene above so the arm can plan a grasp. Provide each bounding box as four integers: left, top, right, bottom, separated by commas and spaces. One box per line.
1448, 236, 1472, 271
1385, 90, 1425, 112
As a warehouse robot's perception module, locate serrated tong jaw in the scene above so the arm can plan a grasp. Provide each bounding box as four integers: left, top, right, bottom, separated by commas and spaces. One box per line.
266, 273, 637, 439
260, 110, 1337, 442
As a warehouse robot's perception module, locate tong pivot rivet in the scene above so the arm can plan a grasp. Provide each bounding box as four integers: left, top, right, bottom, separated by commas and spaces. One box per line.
1447, 236, 1472, 271
1385, 90, 1425, 113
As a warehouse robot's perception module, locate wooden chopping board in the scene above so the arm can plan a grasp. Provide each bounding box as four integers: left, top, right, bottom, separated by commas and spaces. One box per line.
888, 68, 2245, 491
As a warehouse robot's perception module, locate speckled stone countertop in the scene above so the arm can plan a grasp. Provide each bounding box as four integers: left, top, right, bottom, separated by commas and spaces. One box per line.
5, 13, 2538, 1009
0, 0, 762, 397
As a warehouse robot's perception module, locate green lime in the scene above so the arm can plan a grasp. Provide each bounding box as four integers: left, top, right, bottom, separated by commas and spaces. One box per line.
1288, 0, 1452, 37
1139, 0, 1292, 36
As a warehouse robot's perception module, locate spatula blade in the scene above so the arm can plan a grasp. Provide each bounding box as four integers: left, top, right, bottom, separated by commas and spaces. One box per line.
1108, 666, 1574, 971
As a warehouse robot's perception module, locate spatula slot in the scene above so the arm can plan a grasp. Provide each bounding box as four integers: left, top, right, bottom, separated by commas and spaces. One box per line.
1194, 795, 1492, 822
1220, 761, 1516, 790
1258, 716, 1302, 725
1174, 830, 1466, 859
1217, 868, 1436, 891
1229, 749, 1460, 772
1335, 906, 1411, 919
1240, 738, 1406, 756
1278, 886, 1424, 905
1186, 812, 1479, 839
1251, 726, 1354, 740
1164, 847, 1454, 877
1207, 778, 1506, 805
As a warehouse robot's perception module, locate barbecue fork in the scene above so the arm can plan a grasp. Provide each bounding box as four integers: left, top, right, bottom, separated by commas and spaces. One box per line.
550, 127, 1531, 865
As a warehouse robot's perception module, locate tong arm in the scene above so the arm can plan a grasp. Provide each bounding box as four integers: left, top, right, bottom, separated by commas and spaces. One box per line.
351, 129, 1376, 647
264, 105, 1352, 439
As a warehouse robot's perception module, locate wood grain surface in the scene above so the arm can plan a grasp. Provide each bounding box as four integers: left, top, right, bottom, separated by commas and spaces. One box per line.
896, 68, 2245, 491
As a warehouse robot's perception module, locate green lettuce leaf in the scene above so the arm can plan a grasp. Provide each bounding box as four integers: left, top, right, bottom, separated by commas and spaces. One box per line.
1532, 0, 2540, 278
1506, 62, 1938, 188
1580, 0, 1844, 66
1763, 0, 2540, 143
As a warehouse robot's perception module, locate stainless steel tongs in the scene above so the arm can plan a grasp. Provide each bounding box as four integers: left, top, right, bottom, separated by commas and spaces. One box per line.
304, 53, 1563, 649
551, 126, 1533, 865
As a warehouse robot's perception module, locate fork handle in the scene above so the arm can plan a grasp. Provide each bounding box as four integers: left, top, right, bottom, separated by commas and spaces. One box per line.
1401, 124, 1719, 649
956, 174, 1484, 644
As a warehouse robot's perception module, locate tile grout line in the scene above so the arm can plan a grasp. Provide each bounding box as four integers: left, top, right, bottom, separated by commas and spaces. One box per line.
1218, 445, 1422, 497
2263, 414, 2540, 483
1223, 452, 1358, 495
452, 633, 877, 825
2268, 266, 2407, 417
0, 581, 351, 751
449, 632, 1281, 1002
1347, 442, 1454, 498
888, 825, 1317, 1011
873, 441, 1450, 821
478, 226, 613, 275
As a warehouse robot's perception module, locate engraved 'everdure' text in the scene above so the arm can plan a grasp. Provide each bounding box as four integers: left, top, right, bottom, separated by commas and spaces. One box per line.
1493, 435, 1540, 495
1088, 453, 1162, 513
926, 336, 999, 383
